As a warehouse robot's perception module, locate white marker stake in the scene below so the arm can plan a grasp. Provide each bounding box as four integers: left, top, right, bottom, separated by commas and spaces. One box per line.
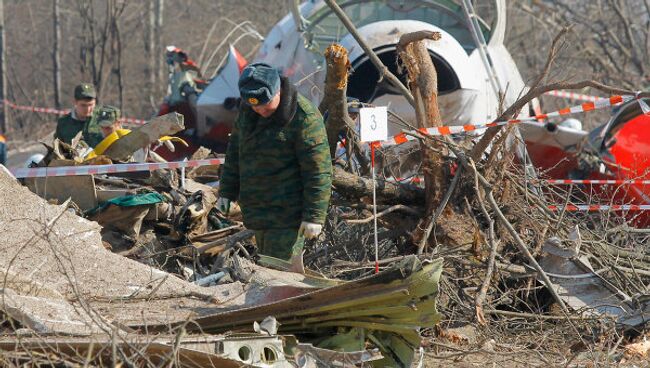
359, 106, 388, 143
371, 142, 379, 273
180, 158, 188, 190
359, 107, 388, 274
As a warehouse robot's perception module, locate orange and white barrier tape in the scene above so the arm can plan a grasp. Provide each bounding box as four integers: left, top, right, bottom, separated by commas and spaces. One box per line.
376, 94, 632, 148
3, 100, 70, 115
544, 179, 650, 185
543, 90, 603, 102
548, 204, 650, 212
386, 177, 650, 186
118, 117, 147, 125
11, 158, 224, 178
1, 99, 147, 125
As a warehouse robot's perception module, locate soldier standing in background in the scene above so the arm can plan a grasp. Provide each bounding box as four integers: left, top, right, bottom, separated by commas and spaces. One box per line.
217, 63, 332, 273
54, 83, 103, 147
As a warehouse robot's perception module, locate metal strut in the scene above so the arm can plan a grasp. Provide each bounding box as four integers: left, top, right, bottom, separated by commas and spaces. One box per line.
461, 0, 541, 189
461, 0, 503, 98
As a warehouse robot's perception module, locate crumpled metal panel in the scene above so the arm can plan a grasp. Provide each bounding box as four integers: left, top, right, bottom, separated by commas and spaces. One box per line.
140, 256, 443, 367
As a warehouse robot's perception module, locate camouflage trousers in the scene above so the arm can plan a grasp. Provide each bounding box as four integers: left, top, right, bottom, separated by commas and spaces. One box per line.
254, 228, 304, 260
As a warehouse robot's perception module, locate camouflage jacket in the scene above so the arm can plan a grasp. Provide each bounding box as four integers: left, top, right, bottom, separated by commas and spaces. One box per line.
220, 78, 332, 230
54, 109, 104, 147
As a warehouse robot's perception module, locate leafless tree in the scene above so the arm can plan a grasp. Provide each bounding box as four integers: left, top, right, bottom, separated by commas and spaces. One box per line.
154, 0, 164, 91
0, 0, 6, 135
75, 0, 126, 103
143, 0, 155, 109
510, 0, 650, 92
1, 0, 289, 140
52, 0, 61, 109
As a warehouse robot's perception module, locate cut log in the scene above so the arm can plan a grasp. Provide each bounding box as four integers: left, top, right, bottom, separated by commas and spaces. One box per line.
333, 166, 424, 204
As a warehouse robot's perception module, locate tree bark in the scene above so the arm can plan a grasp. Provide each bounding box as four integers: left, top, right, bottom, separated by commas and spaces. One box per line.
0, 0, 6, 135
110, 3, 125, 109
52, 0, 61, 109
397, 31, 447, 252
332, 166, 424, 205
319, 44, 355, 158
144, 0, 155, 103
154, 0, 164, 89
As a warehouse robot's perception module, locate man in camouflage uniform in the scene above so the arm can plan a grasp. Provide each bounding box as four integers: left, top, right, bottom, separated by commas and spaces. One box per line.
217, 63, 332, 272
96, 105, 122, 138
54, 83, 104, 147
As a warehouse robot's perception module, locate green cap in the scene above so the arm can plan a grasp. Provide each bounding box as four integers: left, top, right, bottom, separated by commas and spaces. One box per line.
97, 105, 120, 127
347, 97, 361, 113
74, 83, 96, 100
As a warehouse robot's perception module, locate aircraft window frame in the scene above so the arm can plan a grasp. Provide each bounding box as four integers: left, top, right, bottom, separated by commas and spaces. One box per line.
304, 0, 493, 53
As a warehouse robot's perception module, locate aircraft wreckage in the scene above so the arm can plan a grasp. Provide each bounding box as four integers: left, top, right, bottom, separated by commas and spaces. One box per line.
4, 0, 650, 366
0, 163, 442, 366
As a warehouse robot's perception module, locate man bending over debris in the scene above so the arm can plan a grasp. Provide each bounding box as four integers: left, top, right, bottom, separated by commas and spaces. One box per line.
97, 105, 123, 138
54, 83, 104, 147
217, 63, 332, 273
84, 105, 128, 159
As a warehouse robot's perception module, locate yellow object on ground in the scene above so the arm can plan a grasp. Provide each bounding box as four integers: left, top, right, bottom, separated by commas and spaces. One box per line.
85, 129, 188, 160
86, 129, 131, 159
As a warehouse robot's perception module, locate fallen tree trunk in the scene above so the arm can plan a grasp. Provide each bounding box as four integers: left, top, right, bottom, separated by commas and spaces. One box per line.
332, 166, 424, 204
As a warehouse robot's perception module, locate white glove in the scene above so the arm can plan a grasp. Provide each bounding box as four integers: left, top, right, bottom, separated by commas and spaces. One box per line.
299, 221, 322, 240
216, 197, 231, 215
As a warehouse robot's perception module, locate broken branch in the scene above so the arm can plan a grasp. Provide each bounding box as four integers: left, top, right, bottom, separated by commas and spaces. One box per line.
345, 204, 421, 224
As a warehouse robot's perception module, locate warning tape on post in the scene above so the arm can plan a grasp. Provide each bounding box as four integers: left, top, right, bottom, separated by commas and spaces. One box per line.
118, 117, 147, 125
1, 99, 147, 125
548, 204, 650, 212
385, 177, 650, 186
544, 179, 650, 185
3, 100, 70, 115
375, 94, 632, 148
11, 158, 224, 179
2, 90, 641, 145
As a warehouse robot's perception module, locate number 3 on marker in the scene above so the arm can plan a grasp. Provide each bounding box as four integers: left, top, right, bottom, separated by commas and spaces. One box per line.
370, 114, 377, 130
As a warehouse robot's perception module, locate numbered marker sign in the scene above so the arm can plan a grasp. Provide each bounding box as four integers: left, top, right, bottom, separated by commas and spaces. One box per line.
359, 106, 388, 142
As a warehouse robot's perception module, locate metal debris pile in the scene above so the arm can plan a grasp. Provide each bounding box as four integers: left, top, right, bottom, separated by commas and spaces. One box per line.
5, 119, 650, 367
0, 115, 444, 367
4, 114, 650, 367
3, 25, 650, 368
365, 149, 650, 366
